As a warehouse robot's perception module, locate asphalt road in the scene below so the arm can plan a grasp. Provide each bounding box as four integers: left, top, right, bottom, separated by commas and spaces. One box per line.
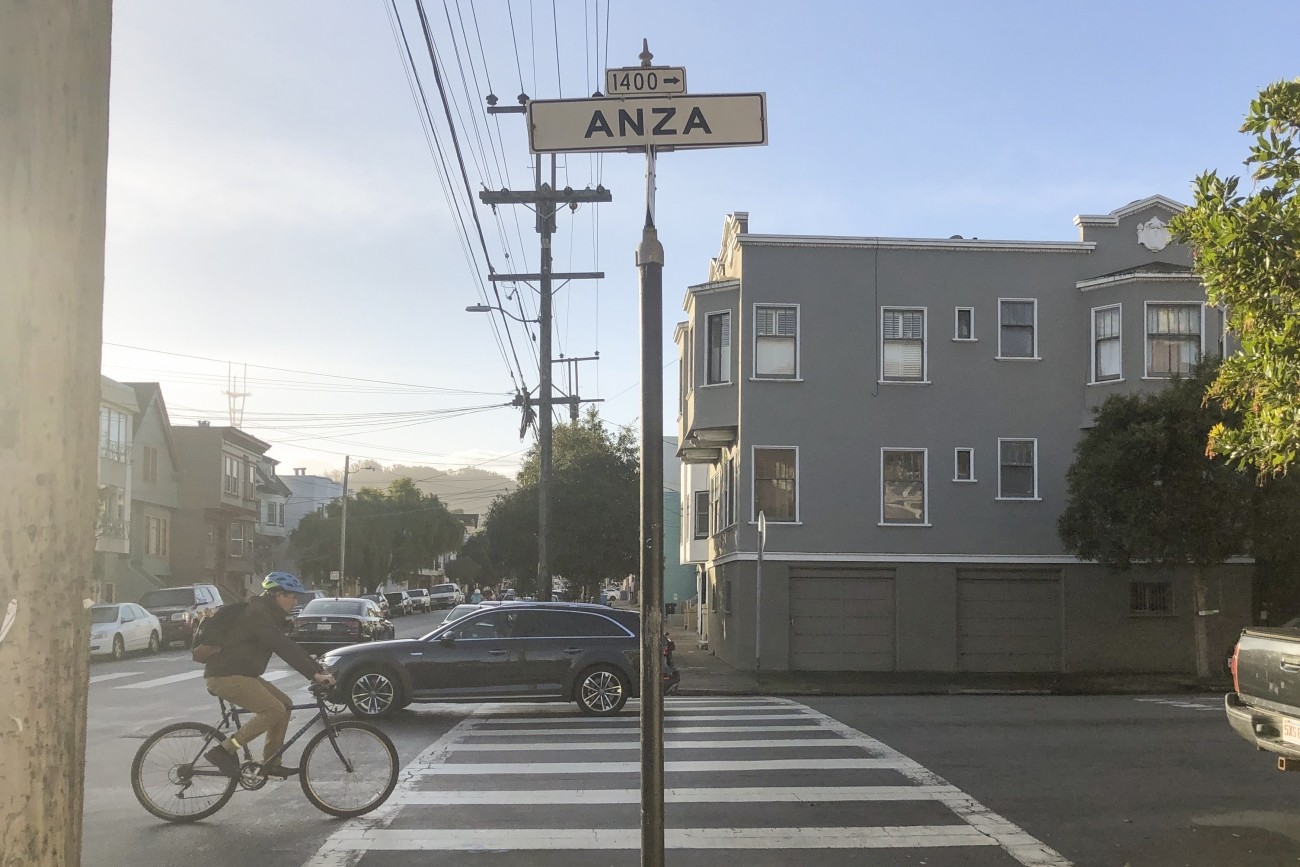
80, 616, 1300, 866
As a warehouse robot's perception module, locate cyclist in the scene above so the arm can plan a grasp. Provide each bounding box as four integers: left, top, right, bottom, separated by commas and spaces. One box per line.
203, 572, 335, 779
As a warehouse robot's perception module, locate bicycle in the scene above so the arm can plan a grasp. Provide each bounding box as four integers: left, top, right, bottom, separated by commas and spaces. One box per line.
130, 683, 399, 822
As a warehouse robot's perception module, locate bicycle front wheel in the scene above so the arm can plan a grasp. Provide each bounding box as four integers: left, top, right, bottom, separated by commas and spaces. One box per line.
131, 722, 238, 822
299, 720, 399, 818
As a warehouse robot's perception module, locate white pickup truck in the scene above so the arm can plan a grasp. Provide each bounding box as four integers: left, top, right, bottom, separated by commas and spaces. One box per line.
427, 582, 464, 609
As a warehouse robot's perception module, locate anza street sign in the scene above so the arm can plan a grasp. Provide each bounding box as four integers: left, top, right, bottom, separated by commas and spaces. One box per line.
527, 93, 767, 154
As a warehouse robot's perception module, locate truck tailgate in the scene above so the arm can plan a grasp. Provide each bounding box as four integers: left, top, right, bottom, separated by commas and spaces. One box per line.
1235, 628, 1300, 713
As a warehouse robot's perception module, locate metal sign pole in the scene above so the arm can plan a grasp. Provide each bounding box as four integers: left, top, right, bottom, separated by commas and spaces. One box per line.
638, 137, 666, 867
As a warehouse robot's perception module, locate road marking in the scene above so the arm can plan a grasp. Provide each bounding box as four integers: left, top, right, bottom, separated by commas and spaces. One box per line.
321, 825, 997, 851
89, 671, 141, 684
115, 670, 206, 689
260, 670, 293, 682
418, 758, 905, 775
477, 712, 813, 724
464, 724, 828, 737
387, 784, 963, 805
451, 738, 870, 751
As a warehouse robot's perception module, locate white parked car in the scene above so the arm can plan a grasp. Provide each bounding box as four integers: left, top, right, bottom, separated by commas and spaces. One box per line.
427, 582, 464, 609
90, 603, 162, 659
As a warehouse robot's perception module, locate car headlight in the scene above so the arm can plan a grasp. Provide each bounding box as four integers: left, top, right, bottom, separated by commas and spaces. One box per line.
171, 612, 189, 622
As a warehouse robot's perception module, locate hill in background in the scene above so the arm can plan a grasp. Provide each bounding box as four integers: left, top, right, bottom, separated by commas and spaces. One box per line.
332, 464, 516, 519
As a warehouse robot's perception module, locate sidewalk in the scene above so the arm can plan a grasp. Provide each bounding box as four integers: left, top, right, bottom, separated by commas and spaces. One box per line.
669, 632, 1230, 697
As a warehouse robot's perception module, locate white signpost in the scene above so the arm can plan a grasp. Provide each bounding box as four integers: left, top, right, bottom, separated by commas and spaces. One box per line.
605, 65, 687, 96
526, 93, 767, 154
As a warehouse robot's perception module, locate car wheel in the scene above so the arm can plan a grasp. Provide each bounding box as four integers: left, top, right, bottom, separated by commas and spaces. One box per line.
346, 670, 401, 718
147, 631, 160, 654
111, 634, 126, 661
576, 665, 629, 716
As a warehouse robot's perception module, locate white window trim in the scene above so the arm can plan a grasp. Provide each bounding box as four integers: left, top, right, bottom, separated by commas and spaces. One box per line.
879, 447, 929, 526
1143, 300, 1205, 379
879, 305, 928, 384
996, 297, 1041, 361
750, 444, 799, 524
751, 302, 801, 380
953, 447, 976, 483
996, 437, 1039, 500
1090, 303, 1123, 385
705, 310, 732, 385
953, 306, 977, 342
693, 489, 710, 540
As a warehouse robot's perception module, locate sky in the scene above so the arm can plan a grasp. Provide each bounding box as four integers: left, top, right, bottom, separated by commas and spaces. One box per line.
99, 0, 1300, 478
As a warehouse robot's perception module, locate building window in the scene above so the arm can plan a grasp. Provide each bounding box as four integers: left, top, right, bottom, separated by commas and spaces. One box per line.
881, 449, 927, 524
711, 453, 737, 532
998, 299, 1037, 359
706, 311, 732, 384
223, 455, 240, 495
206, 522, 215, 544
881, 308, 926, 381
1093, 305, 1122, 382
141, 446, 159, 483
145, 515, 168, 556
1130, 581, 1173, 616
954, 448, 975, 482
752, 446, 797, 522
955, 307, 975, 341
276, 502, 285, 527
99, 407, 128, 461
693, 490, 710, 539
1146, 302, 1202, 377
754, 305, 798, 378
229, 523, 244, 557
998, 439, 1038, 499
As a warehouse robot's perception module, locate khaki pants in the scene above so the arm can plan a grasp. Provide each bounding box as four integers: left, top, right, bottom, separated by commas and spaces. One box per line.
205, 675, 293, 763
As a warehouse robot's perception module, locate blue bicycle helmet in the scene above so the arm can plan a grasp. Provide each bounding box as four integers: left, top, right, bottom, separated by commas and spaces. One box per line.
261, 572, 307, 594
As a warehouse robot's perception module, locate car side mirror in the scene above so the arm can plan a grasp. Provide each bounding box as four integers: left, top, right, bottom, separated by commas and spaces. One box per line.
439, 634, 456, 646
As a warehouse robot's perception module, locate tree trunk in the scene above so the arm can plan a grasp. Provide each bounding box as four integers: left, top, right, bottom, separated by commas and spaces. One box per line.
1192, 566, 1212, 680
0, 3, 112, 865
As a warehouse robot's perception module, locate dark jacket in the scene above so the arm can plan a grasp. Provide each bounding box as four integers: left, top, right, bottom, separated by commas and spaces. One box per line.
204, 594, 322, 681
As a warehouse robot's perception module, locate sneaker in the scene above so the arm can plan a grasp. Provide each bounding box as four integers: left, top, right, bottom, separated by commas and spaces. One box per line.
262, 763, 299, 778
204, 745, 240, 778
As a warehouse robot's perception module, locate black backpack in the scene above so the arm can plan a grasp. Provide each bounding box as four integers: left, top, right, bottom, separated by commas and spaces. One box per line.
191, 601, 249, 663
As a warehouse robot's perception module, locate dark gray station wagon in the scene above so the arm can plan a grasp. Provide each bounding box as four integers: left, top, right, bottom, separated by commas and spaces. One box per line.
320, 602, 680, 717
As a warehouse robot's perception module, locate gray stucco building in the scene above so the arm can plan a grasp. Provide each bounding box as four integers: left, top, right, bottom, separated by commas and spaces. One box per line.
675, 195, 1251, 675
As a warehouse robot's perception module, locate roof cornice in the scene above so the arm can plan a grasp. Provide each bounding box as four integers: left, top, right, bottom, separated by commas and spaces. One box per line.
1074, 194, 1186, 227
1076, 271, 1201, 291
737, 234, 1094, 254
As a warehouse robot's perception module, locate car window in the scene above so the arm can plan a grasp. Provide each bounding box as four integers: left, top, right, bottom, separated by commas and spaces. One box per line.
120, 607, 135, 622
448, 611, 515, 640
302, 599, 366, 617
194, 588, 210, 604
131, 604, 148, 619
139, 588, 195, 608
514, 610, 627, 638
209, 587, 224, 605
91, 606, 119, 624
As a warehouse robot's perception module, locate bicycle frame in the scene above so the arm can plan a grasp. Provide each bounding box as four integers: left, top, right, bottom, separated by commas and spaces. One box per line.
189, 692, 354, 782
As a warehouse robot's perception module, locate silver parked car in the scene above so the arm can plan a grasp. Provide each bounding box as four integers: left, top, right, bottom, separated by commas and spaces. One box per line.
90, 603, 162, 659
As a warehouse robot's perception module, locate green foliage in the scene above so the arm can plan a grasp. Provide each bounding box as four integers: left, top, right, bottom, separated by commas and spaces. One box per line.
1168, 78, 1300, 475
291, 478, 463, 591
1058, 364, 1255, 569
482, 408, 638, 601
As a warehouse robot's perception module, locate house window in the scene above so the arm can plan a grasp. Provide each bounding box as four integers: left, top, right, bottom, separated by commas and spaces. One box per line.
753, 447, 797, 522
998, 439, 1038, 499
145, 515, 168, 556
955, 307, 975, 341
229, 523, 244, 557
223, 455, 240, 495
694, 490, 710, 539
206, 522, 215, 544
754, 305, 798, 378
706, 311, 732, 384
141, 446, 159, 483
881, 308, 926, 381
710, 453, 737, 532
954, 448, 975, 482
1146, 303, 1201, 377
1130, 581, 1173, 616
881, 449, 927, 524
1093, 305, 1122, 382
999, 299, 1037, 359
99, 407, 128, 461
276, 502, 285, 527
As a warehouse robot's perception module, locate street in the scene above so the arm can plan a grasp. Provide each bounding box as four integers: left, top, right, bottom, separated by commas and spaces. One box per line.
82, 615, 1300, 866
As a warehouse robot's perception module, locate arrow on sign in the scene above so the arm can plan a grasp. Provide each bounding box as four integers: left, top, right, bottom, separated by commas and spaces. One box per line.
663, 76, 681, 85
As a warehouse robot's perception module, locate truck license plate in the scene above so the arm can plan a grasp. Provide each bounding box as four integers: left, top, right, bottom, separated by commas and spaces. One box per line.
1283, 718, 1300, 746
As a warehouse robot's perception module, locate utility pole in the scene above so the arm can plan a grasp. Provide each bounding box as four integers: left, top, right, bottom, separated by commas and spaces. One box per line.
340, 456, 350, 596
0, 2, 112, 864
480, 166, 610, 602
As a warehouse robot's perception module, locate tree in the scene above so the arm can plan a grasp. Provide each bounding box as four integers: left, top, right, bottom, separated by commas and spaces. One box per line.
482, 409, 638, 602
1169, 78, 1300, 475
291, 479, 463, 594
1058, 365, 1255, 678
1, 4, 112, 864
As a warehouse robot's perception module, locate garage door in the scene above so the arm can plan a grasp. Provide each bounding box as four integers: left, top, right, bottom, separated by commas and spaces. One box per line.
789, 570, 895, 671
957, 570, 1061, 672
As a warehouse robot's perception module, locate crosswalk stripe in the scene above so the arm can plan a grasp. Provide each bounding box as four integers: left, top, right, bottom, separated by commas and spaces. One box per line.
388, 784, 962, 805
418, 758, 904, 775
477, 712, 812, 724
115, 670, 205, 689
450, 738, 867, 751
464, 724, 828, 737
88, 671, 141, 684
322, 825, 997, 851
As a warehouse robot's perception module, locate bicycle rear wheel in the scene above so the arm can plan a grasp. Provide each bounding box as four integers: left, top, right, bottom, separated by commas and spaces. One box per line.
299, 720, 399, 818
131, 722, 238, 822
